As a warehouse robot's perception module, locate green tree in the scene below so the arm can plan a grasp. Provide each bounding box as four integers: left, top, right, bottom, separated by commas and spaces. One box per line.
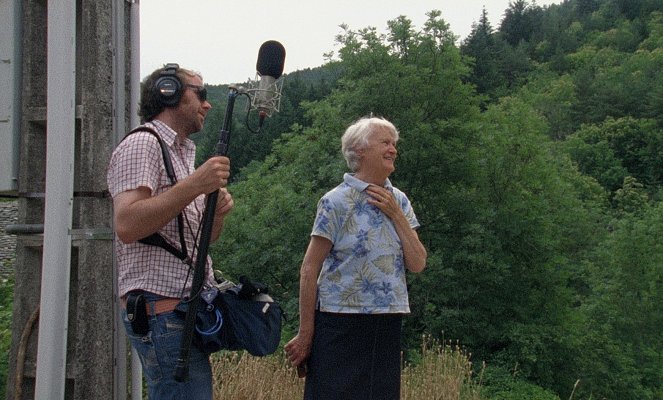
499, 1, 541, 46
562, 117, 663, 194
576, 0, 600, 16
410, 97, 605, 393
461, 7, 502, 103
517, 70, 578, 139
576, 200, 663, 399
194, 66, 340, 178
204, 3, 663, 398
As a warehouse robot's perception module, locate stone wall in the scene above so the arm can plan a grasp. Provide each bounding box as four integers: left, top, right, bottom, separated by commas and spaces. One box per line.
0, 200, 17, 277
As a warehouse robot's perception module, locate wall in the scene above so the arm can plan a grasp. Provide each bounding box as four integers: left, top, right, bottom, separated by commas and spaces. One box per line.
0, 201, 17, 277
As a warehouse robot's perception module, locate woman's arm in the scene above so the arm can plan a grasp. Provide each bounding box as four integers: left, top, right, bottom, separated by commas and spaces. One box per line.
284, 235, 332, 368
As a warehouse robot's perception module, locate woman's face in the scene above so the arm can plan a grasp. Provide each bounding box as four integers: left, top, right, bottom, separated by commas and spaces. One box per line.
357, 127, 398, 176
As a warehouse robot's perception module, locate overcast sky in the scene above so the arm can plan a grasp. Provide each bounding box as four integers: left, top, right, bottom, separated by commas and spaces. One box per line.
140, 0, 561, 85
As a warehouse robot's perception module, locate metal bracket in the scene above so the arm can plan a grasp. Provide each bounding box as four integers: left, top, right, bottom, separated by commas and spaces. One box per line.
69, 228, 114, 240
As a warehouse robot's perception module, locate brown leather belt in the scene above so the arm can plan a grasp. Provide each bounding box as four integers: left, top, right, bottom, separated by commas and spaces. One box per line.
122, 297, 180, 316
149, 298, 180, 315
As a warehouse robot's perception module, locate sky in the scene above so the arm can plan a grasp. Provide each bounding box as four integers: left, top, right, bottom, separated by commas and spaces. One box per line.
140, 0, 561, 85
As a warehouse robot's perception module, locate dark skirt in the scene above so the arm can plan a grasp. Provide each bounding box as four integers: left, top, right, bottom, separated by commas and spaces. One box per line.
304, 311, 403, 400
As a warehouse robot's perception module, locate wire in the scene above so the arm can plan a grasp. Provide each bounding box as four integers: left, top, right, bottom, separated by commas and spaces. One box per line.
241, 92, 263, 134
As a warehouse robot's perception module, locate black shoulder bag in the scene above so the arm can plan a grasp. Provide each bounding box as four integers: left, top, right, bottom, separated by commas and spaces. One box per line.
175, 276, 283, 356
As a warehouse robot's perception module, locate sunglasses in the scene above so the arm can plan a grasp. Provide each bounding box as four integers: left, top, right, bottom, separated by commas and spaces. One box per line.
185, 84, 207, 102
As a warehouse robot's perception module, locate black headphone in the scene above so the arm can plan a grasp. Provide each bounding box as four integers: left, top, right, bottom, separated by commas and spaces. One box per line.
154, 63, 183, 107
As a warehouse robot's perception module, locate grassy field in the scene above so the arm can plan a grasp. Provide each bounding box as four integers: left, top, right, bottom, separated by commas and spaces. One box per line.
211, 336, 482, 400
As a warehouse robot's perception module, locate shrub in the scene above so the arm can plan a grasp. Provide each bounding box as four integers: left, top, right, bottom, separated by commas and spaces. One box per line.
481, 365, 560, 400
0, 273, 14, 398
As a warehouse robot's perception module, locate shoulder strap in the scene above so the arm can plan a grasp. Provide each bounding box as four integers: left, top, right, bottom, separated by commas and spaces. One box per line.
124, 126, 191, 264
125, 126, 177, 185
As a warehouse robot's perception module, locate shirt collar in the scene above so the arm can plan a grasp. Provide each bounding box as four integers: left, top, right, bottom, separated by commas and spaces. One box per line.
343, 173, 393, 192
149, 119, 194, 149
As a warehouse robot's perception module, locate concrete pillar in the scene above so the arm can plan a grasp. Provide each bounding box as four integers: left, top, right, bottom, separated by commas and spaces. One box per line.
6, 1, 135, 399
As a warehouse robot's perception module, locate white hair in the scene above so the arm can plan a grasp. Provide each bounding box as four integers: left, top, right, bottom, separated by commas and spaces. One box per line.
341, 117, 399, 171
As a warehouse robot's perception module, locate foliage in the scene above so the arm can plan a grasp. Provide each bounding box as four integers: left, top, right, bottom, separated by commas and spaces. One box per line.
572, 201, 663, 399
461, 8, 501, 103
499, 0, 544, 47
197, 1, 663, 399
480, 366, 560, 400
408, 97, 606, 394
0, 273, 13, 398
562, 117, 663, 195
516, 70, 578, 139
194, 65, 342, 179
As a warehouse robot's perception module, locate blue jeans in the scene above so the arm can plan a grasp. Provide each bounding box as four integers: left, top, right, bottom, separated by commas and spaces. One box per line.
122, 300, 213, 400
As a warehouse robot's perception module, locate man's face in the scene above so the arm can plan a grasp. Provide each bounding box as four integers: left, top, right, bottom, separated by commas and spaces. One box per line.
178, 75, 212, 135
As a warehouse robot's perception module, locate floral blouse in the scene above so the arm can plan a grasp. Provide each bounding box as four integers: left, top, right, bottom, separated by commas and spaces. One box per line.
312, 173, 420, 314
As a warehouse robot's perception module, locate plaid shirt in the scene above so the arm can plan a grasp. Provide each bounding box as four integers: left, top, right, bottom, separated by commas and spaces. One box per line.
107, 120, 214, 298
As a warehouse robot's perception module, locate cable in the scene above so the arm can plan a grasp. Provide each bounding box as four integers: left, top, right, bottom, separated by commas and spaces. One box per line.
14, 305, 40, 399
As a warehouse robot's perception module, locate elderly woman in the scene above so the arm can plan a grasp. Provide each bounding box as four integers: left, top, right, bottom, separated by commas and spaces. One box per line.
285, 116, 427, 400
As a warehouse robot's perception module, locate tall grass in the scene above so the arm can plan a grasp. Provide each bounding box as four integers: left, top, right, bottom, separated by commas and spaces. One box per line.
211, 336, 482, 400
401, 336, 482, 400
212, 352, 304, 399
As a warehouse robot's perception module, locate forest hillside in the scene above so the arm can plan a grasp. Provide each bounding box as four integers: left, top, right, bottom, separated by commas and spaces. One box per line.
193, 1, 663, 398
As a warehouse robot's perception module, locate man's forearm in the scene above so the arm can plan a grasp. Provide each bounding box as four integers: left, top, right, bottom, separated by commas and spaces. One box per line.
114, 179, 201, 243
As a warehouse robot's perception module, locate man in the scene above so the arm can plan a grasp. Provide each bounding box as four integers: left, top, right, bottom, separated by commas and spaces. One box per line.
107, 64, 233, 399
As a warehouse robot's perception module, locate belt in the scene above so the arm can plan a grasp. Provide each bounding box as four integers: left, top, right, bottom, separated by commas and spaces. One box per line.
121, 296, 180, 316
149, 298, 180, 316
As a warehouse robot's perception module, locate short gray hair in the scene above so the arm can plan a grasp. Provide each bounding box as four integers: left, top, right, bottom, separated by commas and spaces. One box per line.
341, 117, 399, 171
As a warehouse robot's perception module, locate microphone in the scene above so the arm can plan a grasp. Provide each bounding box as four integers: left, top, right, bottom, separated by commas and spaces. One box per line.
250, 40, 286, 127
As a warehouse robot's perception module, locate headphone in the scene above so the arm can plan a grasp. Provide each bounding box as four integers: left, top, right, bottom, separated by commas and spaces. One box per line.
154, 63, 183, 107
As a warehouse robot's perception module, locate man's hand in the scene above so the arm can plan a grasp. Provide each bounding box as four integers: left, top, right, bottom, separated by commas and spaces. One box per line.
190, 156, 231, 195
214, 188, 234, 218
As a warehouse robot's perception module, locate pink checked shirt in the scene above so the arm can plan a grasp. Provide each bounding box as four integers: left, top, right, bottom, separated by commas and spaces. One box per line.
107, 120, 215, 298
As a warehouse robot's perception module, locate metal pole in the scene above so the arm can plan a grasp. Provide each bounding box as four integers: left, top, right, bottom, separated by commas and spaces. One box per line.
34, 0, 76, 397
111, 1, 143, 399
0, 0, 23, 194
174, 88, 238, 382
112, 0, 128, 398
129, 1, 143, 399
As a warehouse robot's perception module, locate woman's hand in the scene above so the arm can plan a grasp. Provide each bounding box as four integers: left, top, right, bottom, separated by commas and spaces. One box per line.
365, 185, 427, 273
366, 185, 401, 219
285, 333, 312, 376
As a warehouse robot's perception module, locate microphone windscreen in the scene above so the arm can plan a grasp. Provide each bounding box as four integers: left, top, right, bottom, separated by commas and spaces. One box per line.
256, 40, 286, 79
